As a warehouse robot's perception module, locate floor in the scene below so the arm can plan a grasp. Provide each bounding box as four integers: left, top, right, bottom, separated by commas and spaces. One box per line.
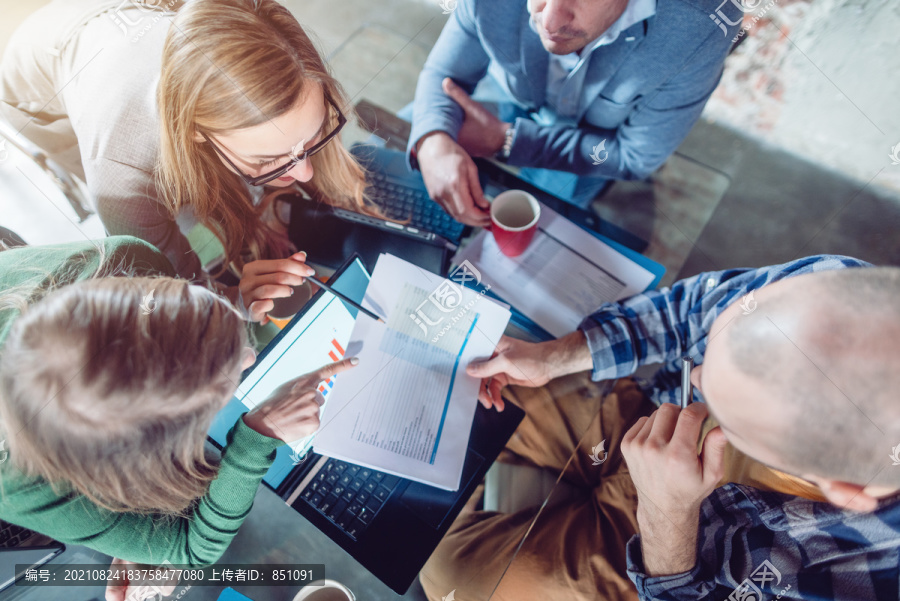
1, 1, 898, 601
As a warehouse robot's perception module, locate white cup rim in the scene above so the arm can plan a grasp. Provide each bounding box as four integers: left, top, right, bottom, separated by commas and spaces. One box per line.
490, 190, 541, 232
292, 579, 356, 601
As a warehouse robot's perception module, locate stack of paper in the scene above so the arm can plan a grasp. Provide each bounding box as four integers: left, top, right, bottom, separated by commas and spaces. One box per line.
454, 203, 659, 337
313, 254, 510, 491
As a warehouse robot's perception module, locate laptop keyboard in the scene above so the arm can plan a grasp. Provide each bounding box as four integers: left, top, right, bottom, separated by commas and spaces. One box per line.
367, 171, 466, 242
298, 458, 402, 540
0, 521, 36, 548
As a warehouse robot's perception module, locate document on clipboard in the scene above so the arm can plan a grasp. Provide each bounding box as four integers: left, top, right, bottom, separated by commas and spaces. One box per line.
454, 203, 661, 337
313, 254, 510, 490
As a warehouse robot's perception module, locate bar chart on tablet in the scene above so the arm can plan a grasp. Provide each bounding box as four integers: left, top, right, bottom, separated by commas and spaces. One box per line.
318, 337, 346, 397
237, 299, 354, 409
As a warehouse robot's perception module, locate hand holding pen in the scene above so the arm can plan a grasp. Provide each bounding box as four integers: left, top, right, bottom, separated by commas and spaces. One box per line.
681, 356, 694, 409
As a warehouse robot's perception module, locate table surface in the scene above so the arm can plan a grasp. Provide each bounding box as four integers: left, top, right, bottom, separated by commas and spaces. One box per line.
4, 97, 726, 601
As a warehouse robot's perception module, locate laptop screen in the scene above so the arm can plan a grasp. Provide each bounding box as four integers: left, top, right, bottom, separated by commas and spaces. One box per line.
207, 256, 370, 489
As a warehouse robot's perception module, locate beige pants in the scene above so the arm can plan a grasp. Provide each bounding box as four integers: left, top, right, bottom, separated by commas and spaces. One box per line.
419, 376, 656, 601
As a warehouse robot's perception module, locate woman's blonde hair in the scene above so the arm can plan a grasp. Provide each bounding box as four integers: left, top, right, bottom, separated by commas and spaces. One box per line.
0, 275, 247, 516
156, 0, 374, 273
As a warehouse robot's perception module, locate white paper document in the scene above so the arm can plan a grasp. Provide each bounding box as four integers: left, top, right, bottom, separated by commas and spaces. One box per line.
454, 204, 656, 337
313, 254, 510, 490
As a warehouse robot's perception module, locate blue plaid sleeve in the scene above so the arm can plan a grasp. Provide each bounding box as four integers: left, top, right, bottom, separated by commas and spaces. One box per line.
626, 484, 900, 601
578, 255, 871, 405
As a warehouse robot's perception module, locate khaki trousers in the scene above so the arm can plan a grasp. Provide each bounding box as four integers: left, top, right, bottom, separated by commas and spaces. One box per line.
420, 375, 656, 601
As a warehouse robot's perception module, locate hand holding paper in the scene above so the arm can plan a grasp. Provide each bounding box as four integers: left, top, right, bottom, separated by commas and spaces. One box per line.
313, 254, 510, 490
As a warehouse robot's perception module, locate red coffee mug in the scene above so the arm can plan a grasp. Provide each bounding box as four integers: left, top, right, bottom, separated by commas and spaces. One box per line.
489, 190, 541, 257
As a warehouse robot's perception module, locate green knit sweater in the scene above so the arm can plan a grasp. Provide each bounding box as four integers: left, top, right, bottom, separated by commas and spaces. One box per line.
0, 237, 282, 566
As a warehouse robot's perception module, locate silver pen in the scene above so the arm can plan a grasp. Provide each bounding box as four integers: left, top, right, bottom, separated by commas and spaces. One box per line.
681, 356, 694, 409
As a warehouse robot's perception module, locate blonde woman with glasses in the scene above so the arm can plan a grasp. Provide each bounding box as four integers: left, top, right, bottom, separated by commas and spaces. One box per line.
1, 0, 374, 323
0, 236, 357, 600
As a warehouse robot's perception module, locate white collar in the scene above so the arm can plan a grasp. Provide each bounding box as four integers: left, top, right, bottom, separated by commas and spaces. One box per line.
528, 0, 657, 56
584, 0, 657, 53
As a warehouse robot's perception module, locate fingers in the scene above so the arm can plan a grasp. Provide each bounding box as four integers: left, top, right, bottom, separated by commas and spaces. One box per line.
477, 381, 493, 410
647, 403, 680, 444
488, 378, 505, 412
442, 77, 476, 110
622, 413, 653, 448
105, 559, 127, 601
288, 399, 322, 436
244, 273, 309, 295
244, 283, 291, 322
455, 158, 490, 226
467, 354, 504, 379
274, 390, 322, 435
250, 283, 297, 301
671, 402, 709, 454
240, 254, 316, 322
248, 299, 274, 322
104, 581, 126, 601
245, 387, 321, 441
314, 357, 359, 381
417, 133, 490, 227
449, 175, 483, 227
465, 160, 491, 213
287, 388, 321, 406
476, 377, 506, 412
243, 253, 315, 279
700, 426, 728, 484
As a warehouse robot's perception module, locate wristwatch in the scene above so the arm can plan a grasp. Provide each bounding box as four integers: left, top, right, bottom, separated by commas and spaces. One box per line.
496, 123, 516, 162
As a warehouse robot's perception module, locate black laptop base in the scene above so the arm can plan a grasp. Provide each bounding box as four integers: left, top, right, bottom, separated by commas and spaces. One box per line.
279, 401, 524, 594
289, 196, 454, 277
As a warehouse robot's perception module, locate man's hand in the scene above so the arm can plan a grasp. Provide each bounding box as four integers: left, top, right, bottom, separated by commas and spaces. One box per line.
466, 331, 593, 411
620, 403, 728, 576
416, 132, 491, 227
105, 558, 180, 601
415, 77, 514, 227
233, 252, 315, 325
243, 358, 358, 442
440, 78, 509, 158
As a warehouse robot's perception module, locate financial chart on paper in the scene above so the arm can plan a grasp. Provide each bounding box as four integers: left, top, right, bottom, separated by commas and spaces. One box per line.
348, 282, 478, 464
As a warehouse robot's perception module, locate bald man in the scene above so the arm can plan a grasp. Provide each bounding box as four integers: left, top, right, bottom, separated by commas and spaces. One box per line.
419, 255, 900, 601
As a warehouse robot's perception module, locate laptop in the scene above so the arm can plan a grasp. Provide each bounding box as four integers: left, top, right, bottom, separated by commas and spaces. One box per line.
289, 144, 468, 278
289, 145, 648, 280
207, 253, 524, 594
0, 521, 65, 593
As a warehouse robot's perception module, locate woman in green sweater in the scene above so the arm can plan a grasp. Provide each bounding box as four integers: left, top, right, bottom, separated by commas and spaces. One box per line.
0, 237, 356, 573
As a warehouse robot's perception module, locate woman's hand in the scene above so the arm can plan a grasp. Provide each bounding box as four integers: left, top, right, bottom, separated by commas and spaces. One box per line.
236, 251, 315, 324
243, 358, 358, 442
105, 557, 180, 601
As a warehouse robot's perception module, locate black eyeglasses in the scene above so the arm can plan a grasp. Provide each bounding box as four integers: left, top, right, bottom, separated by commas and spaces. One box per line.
201, 96, 346, 187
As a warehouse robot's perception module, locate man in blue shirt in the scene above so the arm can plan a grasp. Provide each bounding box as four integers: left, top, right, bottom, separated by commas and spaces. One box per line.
420, 255, 900, 600
408, 0, 743, 225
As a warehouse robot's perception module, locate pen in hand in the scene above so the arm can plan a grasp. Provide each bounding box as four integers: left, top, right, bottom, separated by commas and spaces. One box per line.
681, 356, 693, 410
312, 277, 386, 324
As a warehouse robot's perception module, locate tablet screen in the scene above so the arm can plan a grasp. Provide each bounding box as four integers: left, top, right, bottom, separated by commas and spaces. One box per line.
207, 257, 370, 489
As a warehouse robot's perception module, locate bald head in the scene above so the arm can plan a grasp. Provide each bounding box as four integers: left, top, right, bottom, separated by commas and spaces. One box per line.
701, 267, 900, 491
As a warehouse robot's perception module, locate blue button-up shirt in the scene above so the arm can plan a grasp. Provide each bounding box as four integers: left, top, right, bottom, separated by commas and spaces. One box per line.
533, 0, 657, 123
578, 255, 900, 600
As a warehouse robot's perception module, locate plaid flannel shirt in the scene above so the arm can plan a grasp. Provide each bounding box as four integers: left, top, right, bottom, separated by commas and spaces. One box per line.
578, 254, 900, 600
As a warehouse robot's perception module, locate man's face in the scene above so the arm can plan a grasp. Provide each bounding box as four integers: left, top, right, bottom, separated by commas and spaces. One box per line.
528, 0, 630, 55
